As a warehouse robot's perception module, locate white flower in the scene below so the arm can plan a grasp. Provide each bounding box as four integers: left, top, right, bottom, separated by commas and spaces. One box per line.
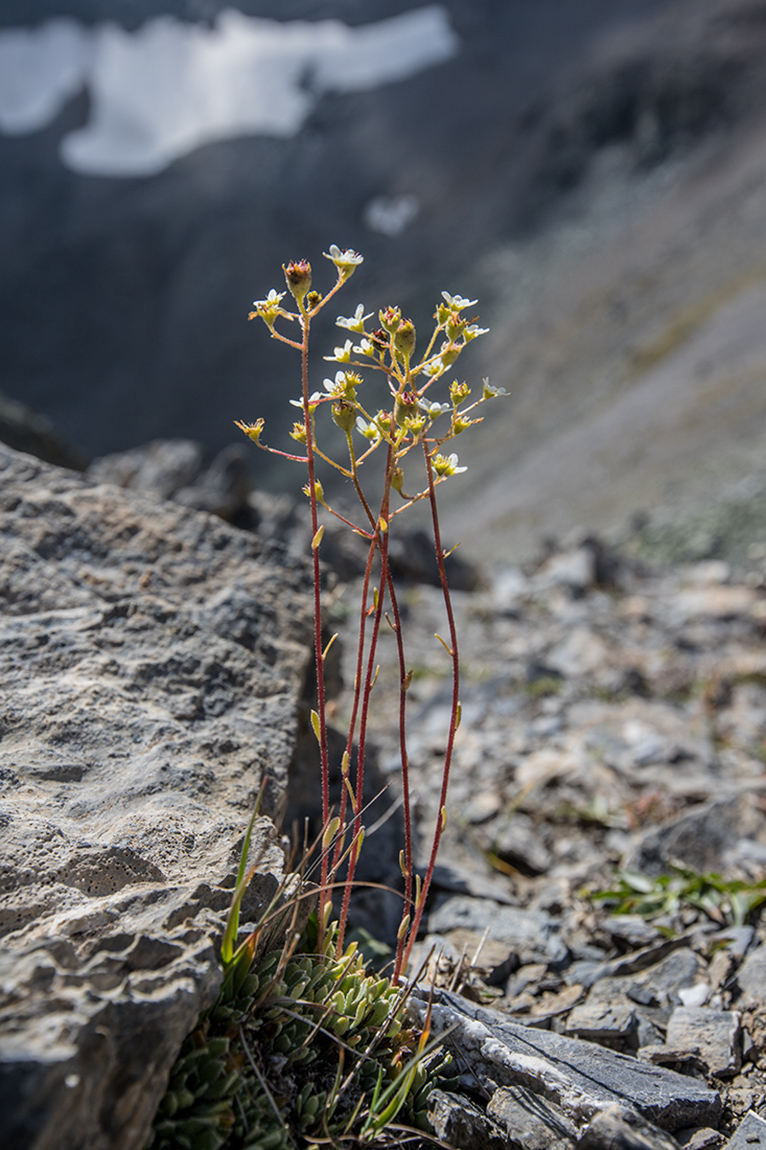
441, 291, 477, 310
464, 324, 489, 340
322, 372, 349, 397
422, 358, 445, 377
324, 339, 354, 362
352, 339, 376, 358
252, 288, 285, 308
323, 244, 364, 277
337, 304, 372, 332
418, 399, 451, 418
432, 452, 467, 477
289, 391, 322, 408
482, 377, 508, 399
355, 416, 380, 441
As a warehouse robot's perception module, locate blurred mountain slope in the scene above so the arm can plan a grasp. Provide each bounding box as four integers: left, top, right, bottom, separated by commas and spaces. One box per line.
442, 0, 766, 561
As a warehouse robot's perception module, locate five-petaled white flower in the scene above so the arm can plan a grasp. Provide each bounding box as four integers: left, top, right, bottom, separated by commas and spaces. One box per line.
482, 378, 508, 399
464, 324, 490, 340
321, 372, 350, 397
253, 288, 285, 309
352, 339, 375, 357
355, 416, 381, 441
432, 452, 467, 477
337, 304, 373, 332
324, 339, 354, 362
441, 291, 477, 310
289, 391, 322, 408
323, 245, 364, 276
418, 399, 451, 418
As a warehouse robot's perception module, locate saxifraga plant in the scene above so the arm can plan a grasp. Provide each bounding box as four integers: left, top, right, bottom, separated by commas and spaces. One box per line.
148, 246, 502, 1149
237, 245, 504, 976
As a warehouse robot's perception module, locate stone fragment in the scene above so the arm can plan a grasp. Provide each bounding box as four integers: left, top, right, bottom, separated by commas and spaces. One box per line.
678, 983, 711, 1008
567, 936, 699, 990
638, 1045, 709, 1074
88, 438, 253, 523
665, 1007, 741, 1078
676, 1128, 722, 1149
538, 548, 596, 593
735, 945, 766, 1007
722, 1111, 766, 1150
625, 797, 766, 877
526, 984, 585, 1022
603, 916, 662, 950
565, 1002, 639, 1049
670, 586, 757, 622
478, 811, 553, 876
576, 1103, 681, 1150
491, 567, 529, 615
427, 1089, 509, 1150
710, 926, 755, 960
429, 896, 569, 968
488, 1084, 578, 1150
547, 627, 610, 678
411, 990, 721, 1131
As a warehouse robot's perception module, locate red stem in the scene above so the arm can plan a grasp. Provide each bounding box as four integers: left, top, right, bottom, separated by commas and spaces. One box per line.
330, 530, 378, 874
336, 464, 393, 953
300, 311, 331, 952
387, 571, 414, 982
401, 442, 460, 971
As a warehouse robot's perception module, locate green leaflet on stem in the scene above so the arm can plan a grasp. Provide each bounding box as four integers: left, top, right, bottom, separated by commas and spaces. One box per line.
220, 776, 268, 967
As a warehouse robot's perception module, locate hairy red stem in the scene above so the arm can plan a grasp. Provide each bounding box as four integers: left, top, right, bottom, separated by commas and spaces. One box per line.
401, 443, 460, 971
300, 311, 331, 951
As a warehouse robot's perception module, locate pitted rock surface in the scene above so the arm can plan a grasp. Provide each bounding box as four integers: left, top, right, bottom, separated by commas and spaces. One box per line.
0, 445, 313, 1150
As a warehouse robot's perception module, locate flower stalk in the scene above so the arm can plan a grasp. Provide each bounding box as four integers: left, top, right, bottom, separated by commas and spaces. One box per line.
238, 248, 503, 971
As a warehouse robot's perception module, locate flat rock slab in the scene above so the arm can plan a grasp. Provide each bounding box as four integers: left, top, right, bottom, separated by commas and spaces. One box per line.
488, 1084, 578, 1150
736, 945, 766, 1008
723, 1111, 766, 1150
414, 990, 721, 1132
577, 1103, 681, 1150
0, 447, 313, 1149
666, 1007, 741, 1078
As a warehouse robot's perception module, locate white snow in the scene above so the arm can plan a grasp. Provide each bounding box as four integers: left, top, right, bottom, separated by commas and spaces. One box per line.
0, 6, 459, 177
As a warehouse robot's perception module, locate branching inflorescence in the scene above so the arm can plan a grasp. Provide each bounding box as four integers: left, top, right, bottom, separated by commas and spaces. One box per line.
236, 245, 506, 979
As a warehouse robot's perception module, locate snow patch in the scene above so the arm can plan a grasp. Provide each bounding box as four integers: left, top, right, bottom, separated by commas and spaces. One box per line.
0, 6, 459, 177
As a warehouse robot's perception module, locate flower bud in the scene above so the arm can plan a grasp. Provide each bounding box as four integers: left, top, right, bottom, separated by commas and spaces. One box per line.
370, 329, 389, 354
393, 319, 416, 362
439, 340, 461, 367
394, 391, 418, 427
445, 313, 466, 340
379, 305, 401, 334
282, 259, 312, 305
332, 399, 356, 432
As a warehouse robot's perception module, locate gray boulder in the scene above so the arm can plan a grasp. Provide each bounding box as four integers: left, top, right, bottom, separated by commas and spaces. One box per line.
0, 445, 313, 1149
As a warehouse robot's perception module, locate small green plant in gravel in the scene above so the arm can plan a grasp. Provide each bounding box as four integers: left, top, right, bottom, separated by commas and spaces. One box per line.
148, 813, 456, 1150
591, 866, 766, 927
148, 921, 456, 1150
